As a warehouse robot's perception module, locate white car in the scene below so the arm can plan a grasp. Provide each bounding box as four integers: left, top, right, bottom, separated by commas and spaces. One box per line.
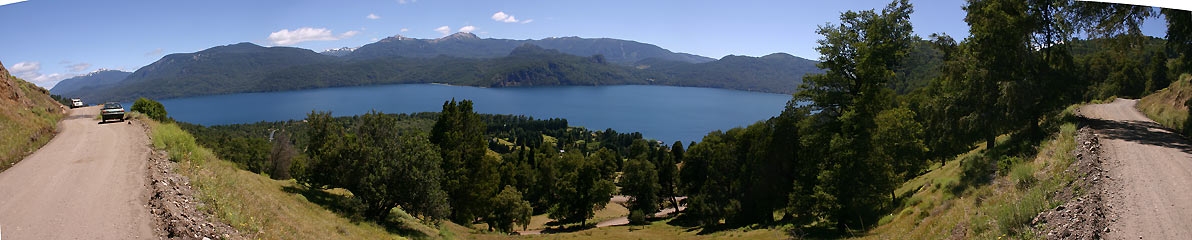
70, 98, 84, 108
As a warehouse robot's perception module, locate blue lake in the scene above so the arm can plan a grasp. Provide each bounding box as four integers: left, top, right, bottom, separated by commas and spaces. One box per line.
157, 84, 793, 144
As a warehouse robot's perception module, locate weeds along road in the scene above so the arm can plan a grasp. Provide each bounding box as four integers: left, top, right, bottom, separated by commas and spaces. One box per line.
1080, 99, 1192, 239
0, 106, 154, 239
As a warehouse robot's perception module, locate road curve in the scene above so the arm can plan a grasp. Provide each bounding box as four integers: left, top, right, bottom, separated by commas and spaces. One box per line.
1079, 99, 1192, 239
0, 106, 155, 239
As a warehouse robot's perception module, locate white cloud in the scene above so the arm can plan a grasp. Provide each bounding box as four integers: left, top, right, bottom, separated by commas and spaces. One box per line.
67, 63, 91, 72
492, 11, 531, 23
458, 25, 476, 33
145, 48, 163, 57
367, 13, 380, 20
434, 25, 451, 35
492, 11, 518, 23
400, 28, 409, 32
267, 27, 359, 46
397, 0, 415, 4
10, 61, 39, 73
7, 61, 72, 86
0, 0, 28, 7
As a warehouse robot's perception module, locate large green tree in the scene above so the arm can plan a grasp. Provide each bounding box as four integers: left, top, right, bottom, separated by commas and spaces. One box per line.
430, 99, 500, 223
547, 152, 616, 226
793, 0, 915, 229
486, 186, 533, 233
302, 111, 451, 222
619, 157, 661, 215
1167, 9, 1192, 74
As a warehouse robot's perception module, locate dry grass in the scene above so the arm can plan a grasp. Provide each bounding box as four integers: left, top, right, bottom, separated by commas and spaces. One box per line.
0, 76, 64, 173
1138, 73, 1192, 132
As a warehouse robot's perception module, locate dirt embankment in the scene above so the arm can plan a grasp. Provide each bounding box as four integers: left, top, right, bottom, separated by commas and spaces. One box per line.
136, 120, 241, 239
1031, 125, 1110, 239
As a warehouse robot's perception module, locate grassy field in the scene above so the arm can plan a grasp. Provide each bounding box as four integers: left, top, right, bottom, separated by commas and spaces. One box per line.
858, 107, 1081, 239
1137, 73, 1192, 132
0, 74, 65, 173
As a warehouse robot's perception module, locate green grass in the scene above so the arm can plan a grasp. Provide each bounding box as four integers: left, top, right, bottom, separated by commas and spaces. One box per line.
860, 112, 1079, 239
0, 76, 65, 173
1138, 73, 1192, 132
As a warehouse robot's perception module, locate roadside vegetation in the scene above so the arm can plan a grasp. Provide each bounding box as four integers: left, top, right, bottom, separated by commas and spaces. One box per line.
138, 0, 1192, 239
861, 105, 1080, 239
1138, 74, 1192, 134
139, 110, 426, 239
0, 65, 65, 173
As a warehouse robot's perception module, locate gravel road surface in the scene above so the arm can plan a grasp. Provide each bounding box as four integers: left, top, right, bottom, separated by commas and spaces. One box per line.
1080, 99, 1192, 239
0, 106, 154, 239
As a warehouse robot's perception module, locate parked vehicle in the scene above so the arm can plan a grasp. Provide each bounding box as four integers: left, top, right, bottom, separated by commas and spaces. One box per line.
70, 98, 84, 108
100, 102, 125, 122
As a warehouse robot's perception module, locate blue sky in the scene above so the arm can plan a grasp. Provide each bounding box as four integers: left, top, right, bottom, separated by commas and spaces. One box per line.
0, 0, 1170, 89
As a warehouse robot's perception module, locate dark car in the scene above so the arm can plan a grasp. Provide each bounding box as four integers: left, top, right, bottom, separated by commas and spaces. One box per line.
100, 102, 125, 122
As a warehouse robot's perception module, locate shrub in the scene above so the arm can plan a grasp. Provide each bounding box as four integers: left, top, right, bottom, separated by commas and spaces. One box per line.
131, 97, 169, 122
628, 210, 647, 225
960, 153, 994, 185
1010, 163, 1037, 189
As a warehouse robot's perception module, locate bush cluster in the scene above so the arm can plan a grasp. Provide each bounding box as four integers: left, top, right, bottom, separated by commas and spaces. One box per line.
132, 97, 169, 122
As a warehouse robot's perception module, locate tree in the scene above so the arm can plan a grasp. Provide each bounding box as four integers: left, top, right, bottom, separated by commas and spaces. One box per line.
1146, 50, 1170, 94
547, 152, 616, 226
430, 99, 500, 223
487, 186, 533, 233
1167, 9, 1192, 74
269, 131, 297, 180
301, 111, 451, 222
871, 107, 928, 181
223, 137, 271, 173
670, 141, 685, 163
963, 0, 1036, 150
594, 147, 620, 180
656, 145, 681, 215
619, 158, 661, 215
794, 0, 915, 229
682, 129, 740, 227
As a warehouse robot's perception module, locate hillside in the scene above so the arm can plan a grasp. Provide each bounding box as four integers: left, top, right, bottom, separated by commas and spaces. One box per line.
861, 106, 1088, 239
63, 43, 337, 102
0, 60, 66, 172
347, 32, 714, 65
1137, 73, 1192, 134
639, 53, 821, 93
49, 69, 131, 97
57, 40, 819, 103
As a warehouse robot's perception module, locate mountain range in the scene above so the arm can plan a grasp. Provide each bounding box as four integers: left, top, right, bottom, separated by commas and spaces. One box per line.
49, 69, 131, 96
52, 33, 822, 103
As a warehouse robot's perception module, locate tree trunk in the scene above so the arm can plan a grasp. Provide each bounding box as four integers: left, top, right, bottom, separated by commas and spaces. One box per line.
985, 134, 996, 154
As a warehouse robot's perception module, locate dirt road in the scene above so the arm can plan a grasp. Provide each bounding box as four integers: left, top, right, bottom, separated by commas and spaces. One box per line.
0, 106, 154, 239
1080, 99, 1192, 239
